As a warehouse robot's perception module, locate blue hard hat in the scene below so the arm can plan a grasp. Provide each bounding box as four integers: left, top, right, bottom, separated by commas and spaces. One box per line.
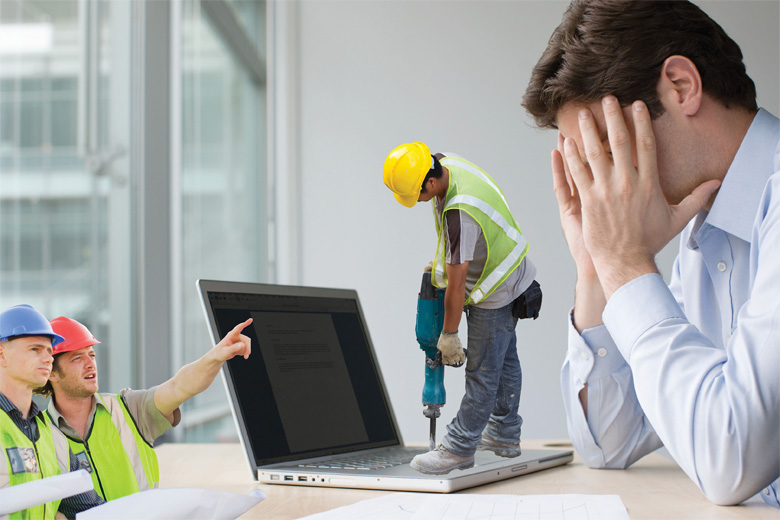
0, 304, 65, 346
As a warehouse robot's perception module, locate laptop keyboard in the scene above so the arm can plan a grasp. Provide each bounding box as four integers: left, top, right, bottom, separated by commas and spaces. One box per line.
298, 447, 424, 470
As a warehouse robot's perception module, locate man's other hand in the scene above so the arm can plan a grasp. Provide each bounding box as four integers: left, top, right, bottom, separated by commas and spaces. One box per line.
437, 332, 465, 367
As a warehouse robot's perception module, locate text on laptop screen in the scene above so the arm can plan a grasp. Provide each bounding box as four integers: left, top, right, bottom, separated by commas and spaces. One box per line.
206, 289, 399, 465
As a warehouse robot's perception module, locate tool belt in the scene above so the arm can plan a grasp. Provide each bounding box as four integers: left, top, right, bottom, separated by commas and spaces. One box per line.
512, 280, 542, 320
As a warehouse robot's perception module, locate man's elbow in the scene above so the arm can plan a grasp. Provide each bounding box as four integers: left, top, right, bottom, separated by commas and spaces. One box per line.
699, 477, 761, 506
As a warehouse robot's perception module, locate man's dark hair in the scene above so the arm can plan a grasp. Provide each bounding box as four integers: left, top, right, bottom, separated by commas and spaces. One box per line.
420, 155, 443, 193
522, 0, 757, 129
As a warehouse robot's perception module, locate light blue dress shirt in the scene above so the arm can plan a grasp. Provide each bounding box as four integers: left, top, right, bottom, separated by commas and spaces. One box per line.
562, 108, 780, 507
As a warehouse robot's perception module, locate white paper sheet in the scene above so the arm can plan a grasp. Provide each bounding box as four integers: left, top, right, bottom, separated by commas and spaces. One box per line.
0, 469, 94, 516
297, 493, 629, 520
75, 488, 266, 520
297, 492, 428, 519
410, 494, 629, 520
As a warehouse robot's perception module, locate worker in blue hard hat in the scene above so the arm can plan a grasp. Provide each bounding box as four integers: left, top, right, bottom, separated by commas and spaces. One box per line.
383, 143, 543, 474
0, 304, 103, 519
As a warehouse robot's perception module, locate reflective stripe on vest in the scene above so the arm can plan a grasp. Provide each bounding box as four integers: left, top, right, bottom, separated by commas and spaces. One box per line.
432, 157, 528, 304
0, 411, 62, 519
63, 393, 159, 501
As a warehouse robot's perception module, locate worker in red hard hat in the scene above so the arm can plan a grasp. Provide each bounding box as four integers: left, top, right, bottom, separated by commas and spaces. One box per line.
36, 315, 252, 509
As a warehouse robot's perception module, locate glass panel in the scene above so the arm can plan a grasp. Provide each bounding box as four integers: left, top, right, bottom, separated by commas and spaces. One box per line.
226, 0, 261, 47
179, 0, 267, 442
0, 0, 132, 395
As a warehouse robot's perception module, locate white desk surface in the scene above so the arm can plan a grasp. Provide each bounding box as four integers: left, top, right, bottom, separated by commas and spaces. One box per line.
156, 440, 777, 519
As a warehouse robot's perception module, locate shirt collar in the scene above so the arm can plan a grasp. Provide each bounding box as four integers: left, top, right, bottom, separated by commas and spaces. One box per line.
0, 391, 43, 420
48, 392, 101, 431
704, 108, 780, 243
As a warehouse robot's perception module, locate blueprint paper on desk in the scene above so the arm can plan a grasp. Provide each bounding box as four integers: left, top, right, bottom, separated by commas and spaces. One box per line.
75, 488, 266, 519
298, 493, 427, 519
410, 494, 629, 520
298, 493, 629, 520
0, 469, 93, 516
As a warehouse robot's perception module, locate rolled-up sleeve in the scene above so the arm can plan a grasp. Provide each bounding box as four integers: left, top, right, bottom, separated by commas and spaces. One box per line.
119, 386, 180, 445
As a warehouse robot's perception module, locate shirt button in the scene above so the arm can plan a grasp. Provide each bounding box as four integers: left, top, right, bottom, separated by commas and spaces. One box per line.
764, 488, 771, 496
580, 352, 589, 360
717, 261, 727, 272
597, 348, 607, 357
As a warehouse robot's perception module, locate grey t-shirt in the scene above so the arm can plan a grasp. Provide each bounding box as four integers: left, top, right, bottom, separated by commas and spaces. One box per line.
436, 198, 535, 309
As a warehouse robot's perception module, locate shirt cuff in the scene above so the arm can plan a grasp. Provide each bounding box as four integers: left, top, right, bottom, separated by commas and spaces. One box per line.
603, 273, 685, 363
567, 308, 627, 387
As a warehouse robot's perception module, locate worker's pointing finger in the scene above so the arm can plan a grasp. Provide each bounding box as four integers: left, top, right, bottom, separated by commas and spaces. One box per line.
231, 318, 253, 336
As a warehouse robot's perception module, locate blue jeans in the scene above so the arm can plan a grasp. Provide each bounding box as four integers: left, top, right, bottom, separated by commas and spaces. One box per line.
441, 302, 522, 457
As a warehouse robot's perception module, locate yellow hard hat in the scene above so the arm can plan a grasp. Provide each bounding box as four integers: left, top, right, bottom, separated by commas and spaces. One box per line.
383, 142, 433, 207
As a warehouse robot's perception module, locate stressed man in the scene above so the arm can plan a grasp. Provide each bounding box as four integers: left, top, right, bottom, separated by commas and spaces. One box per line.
523, 0, 779, 507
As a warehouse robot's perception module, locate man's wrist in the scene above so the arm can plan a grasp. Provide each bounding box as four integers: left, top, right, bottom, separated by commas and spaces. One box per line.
441, 330, 458, 335
595, 257, 658, 300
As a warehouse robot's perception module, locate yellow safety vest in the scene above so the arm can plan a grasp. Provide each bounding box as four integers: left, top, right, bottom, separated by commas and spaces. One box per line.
0, 410, 68, 520
432, 156, 529, 305
56, 393, 160, 501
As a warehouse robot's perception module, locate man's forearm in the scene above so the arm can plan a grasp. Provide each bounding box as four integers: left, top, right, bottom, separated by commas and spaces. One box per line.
154, 354, 222, 416
443, 283, 464, 333
443, 262, 468, 333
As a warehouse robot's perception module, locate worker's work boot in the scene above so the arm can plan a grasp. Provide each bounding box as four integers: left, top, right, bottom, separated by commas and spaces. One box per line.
477, 434, 522, 458
410, 445, 475, 475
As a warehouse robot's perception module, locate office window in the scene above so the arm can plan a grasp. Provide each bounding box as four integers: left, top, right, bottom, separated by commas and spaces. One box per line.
0, 0, 125, 388
177, 0, 267, 442
1, 0, 269, 444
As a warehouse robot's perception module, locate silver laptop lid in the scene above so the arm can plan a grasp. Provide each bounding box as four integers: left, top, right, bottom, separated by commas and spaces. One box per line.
197, 279, 403, 470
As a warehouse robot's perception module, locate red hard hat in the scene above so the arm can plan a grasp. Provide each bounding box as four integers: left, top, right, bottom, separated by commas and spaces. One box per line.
50, 317, 101, 355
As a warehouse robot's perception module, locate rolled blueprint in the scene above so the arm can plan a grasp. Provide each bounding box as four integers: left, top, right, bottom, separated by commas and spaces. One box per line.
0, 469, 93, 516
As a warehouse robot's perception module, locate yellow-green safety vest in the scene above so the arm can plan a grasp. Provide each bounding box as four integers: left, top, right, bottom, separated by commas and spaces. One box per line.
0, 410, 68, 520
432, 156, 529, 305
57, 393, 160, 501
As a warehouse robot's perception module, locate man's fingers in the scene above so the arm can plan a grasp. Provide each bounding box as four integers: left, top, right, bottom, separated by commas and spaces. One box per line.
577, 106, 610, 182
557, 133, 578, 197
632, 100, 658, 181
222, 340, 251, 360
673, 179, 721, 230
227, 318, 252, 340
602, 96, 633, 176
552, 150, 572, 208
563, 137, 593, 192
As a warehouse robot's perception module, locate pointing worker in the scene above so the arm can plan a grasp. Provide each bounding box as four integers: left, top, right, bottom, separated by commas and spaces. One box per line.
0, 304, 103, 520
383, 143, 542, 474
35, 316, 252, 505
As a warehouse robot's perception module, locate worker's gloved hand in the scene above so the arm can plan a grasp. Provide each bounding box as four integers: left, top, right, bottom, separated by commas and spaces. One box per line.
437, 332, 466, 367
424, 260, 433, 273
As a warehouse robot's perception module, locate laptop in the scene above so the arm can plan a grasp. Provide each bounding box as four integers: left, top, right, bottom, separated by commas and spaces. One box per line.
197, 279, 573, 493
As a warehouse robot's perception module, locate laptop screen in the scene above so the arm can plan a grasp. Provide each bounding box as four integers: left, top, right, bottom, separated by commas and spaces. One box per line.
198, 280, 401, 466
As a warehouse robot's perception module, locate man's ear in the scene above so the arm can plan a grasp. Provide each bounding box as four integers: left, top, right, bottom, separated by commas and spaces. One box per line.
0, 343, 6, 368
658, 55, 703, 116
48, 367, 59, 383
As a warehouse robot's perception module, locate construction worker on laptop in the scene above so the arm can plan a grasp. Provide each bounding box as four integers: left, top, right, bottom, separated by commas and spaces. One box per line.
383, 143, 542, 474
